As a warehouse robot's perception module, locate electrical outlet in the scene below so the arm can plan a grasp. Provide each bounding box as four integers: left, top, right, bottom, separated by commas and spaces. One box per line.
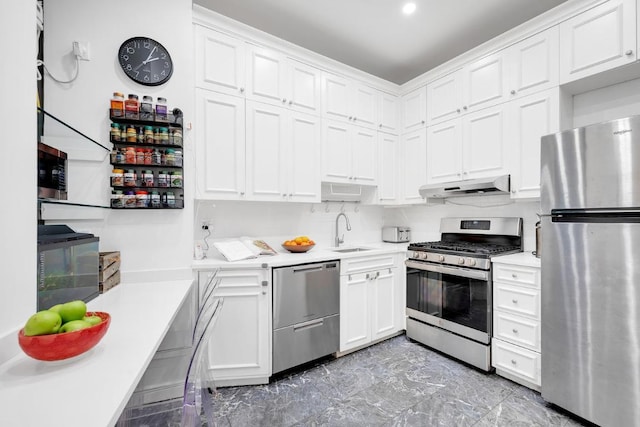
72, 41, 90, 61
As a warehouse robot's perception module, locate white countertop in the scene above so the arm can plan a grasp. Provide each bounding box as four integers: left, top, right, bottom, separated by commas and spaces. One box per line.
192, 242, 409, 270
0, 279, 193, 427
492, 251, 541, 268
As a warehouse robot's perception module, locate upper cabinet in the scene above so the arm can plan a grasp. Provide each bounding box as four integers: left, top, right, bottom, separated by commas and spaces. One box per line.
378, 91, 400, 134
195, 25, 246, 96
377, 132, 399, 203
322, 119, 377, 185
401, 86, 427, 132
322, 72, 378, 128
506, 26, 559, 99
400, 127, 427, 204
246, 45, 322, 115
427, 70, 463, 125
559, 0, 637, 84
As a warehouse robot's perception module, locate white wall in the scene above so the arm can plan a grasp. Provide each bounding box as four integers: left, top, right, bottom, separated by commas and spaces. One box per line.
43, 0, 194, 280
0, 0, 37, 364
573, 77, 640, 128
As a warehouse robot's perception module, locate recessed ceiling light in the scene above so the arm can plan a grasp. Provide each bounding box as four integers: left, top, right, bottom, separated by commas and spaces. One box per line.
402, 2, 416, 15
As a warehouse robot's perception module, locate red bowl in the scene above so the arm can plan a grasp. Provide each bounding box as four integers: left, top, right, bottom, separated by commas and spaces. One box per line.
18, 311, 111, 361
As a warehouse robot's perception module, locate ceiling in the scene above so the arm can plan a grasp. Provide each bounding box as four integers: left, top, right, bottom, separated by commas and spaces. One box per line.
193, 0, 568, 84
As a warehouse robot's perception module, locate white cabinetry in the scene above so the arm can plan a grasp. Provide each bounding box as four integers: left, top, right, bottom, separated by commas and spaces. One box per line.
559, 0, 637, 84
322, 119, 377, 185
401, 86, 427, 132
491, 258, 541, 390
377, 132, 399, 203
246, 45, 321, 115
246, 101, 321, 202
507, 88, 560, 199
427, 69, 464, 125
340, 254, 403, 353
401, 127, 427, 203
195, 89, 246, 200
378, 91, 400, 134
198, 268, 271, 386
506, 27, 559, 99
194, 25, 246, 96
426, 104, 508, 184
322, 72, 378, 128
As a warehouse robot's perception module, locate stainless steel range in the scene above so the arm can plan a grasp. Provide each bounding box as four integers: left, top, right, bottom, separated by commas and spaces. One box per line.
405, 217, 523, 371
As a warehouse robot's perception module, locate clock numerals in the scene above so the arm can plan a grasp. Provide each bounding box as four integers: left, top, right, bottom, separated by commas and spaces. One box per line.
118, 37, 172, 86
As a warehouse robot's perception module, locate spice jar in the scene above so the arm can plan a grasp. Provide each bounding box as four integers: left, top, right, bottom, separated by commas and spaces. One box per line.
111, 190, 123, 208
142, 170, 154, 187
164, 191, 176, 208
125, 147, 136, 164
116, 148, 126, 164
126, 125, 137, 143
140, 96, 154, 121
111, 92, 125, 117
136, 126, 144, 144
174, 149, 183, 167
110, 123, 120, 142
144, 126, 154, 144
120, 125, 127, 142
135, 190, 149, 207
124, 94, 139, 119
165, 148, 175, 166
123, 190, 136, 208
136, 148, 145, 164
171, 128, 183, 146
111, 168, 124, 186
155, 97, 168, 121
159, 127, 169, 144
144, 148, 152, 165
152, 148, 162, 165
170, 170, 183, 188
124, 169, 137, 187
157, 170, 169, 187
150, 191, 161, 208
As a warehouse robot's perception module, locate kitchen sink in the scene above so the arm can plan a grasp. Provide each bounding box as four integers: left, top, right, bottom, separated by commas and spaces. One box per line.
331, 247, 373, 253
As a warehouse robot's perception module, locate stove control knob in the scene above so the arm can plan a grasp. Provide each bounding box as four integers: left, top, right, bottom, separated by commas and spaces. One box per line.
420, 252, 428, 260
458, 257, 465, 265
438, 255, 445, 262
468, 259, 476, 267
412, 251, 421, 259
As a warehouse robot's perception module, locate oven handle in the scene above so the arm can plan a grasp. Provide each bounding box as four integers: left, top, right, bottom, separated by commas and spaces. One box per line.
405, 260, 489, 281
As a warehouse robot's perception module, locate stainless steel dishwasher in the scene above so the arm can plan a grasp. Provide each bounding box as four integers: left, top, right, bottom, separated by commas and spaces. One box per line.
272, 261, 340, 374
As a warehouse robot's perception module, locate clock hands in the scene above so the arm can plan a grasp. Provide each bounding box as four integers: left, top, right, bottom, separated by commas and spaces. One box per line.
133, 47, 160, 72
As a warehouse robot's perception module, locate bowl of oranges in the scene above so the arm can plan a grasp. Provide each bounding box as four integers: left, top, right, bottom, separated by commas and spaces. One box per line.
282, 236, 315, 253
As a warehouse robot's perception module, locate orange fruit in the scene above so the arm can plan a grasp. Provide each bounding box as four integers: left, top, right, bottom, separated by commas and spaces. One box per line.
308, 240, 315, 245
294, 237, 303, 244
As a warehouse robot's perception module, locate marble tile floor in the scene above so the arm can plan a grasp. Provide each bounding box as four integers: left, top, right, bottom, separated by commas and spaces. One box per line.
120, 335, 591, 427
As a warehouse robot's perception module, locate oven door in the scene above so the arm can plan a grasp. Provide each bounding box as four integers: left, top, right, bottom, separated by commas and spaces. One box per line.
405, 259, 491, 344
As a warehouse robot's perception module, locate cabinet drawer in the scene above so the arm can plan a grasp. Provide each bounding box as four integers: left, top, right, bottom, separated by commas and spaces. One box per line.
494, 282, 540, 319
492, 338, 541, 386
493, 311, 540, 351
340, 254, 396, 275
493, 264, 539, 287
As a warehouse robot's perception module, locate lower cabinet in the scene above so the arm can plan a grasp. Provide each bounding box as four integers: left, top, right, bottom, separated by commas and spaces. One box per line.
491, 258, 541, 390
198, 267, 271, 387
340, 254, 405, 353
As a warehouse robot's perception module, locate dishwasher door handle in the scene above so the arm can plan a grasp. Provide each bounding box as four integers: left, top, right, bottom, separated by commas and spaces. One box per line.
292, 265, 324, 273
293, 318, 324, 331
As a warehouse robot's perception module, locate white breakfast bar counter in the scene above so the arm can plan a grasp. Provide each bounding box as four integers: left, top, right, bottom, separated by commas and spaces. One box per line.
0, 279, 193, 427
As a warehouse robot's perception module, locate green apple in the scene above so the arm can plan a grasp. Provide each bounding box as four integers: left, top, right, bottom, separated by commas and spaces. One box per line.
58, 300, 87, 323
59, 319, 92, 333
23, 310, 62, 336
48, 304, 63, 314
83, 315, 102, 326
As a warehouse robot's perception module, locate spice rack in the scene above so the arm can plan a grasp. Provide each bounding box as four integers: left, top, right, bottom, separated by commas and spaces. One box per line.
109, 108, 184, 209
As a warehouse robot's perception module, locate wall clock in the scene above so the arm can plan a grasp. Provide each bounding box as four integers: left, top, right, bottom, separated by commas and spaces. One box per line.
118, 37, 173, 86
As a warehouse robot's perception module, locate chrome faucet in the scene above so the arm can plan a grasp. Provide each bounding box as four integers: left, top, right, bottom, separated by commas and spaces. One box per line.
335, 212, 352, 247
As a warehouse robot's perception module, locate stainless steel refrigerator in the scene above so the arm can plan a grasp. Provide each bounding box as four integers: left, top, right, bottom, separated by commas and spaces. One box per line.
540, 115, 640, 427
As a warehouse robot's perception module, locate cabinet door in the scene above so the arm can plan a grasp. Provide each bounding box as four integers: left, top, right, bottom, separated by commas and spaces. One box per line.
340, 272, 371, 352
322, 72, 351, 122
195, 89, 246, 200
508, 88, 559, 199
206, 269, 271, 385
351, 83, 378, 129
378, 91, 399, 134
370, 269, 397, 342
559, 0, 637, 84
426, 119, 462, 184
194, 26, 245, 96
287, 111, 321, 202
465, 51, 507, 112
288, 59, 321, 115
427, 69, 464, 125
401, 86, 427, 132
377, 132, 399, 203
401, 127, 427, 203
246, 46, 287, 106
322, 119, 352, 183
351, 127, 377, 184
462, 105, 509, 180
507, 26, 559, 99
245, 101, 288, 201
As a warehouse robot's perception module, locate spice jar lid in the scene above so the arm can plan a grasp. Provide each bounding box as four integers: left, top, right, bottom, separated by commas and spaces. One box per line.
111, 123, 120, 128
157, 97, 167, 103
128, 94, 139, 99
113, 92, 124, 98
112, 168, 124, 173
145, 125, 154, 130
143, 96, 153, 102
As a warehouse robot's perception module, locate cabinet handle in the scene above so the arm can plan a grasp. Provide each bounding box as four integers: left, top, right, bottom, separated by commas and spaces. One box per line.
511, 359, 517, 365
239, 87, 245, 93
463, 106, 468, 110
457, 108, 461, 113
512, 273, 518, 278
463, 171, 468, 175
512, 190, 517, 194
626, 50, 634, 56
353, 117, 357, 121
512, 328, 519, 334
512, 299, 518, 304
282, 194, 287, 198
366, 273, 370, 280
239, 191, 245, 196
421, 120, 425, 124
282, 98, 287, 103
262, 280, 268, 295
288, 193, 292, 197
349, 116, 353, 120
289, 100, 293, 105
510, 89, 516, 95
379, 123, 383, 128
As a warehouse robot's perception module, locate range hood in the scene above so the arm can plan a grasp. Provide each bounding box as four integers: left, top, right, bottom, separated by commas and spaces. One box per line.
419, 175, 510, 199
